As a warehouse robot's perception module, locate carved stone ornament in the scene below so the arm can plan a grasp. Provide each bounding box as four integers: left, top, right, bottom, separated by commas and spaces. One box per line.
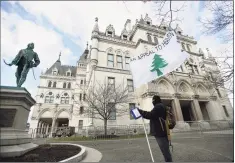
40, 93, 44, 98
56, 94, 60, 99
31, 116, 37, 120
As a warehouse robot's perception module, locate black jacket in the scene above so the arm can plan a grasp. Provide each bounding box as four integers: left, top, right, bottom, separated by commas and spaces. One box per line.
138, 103, 167, 137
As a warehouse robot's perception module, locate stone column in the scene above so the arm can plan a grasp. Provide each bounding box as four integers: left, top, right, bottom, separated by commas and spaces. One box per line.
39, 122, 43, 134
50, 118, 56, 137
182, 63, 188, 73
40, 123, 45, 134
192, 95, 203, 120
46, 124, 49, 135
172, 95, 184, 121
206, 97, 223, 120
37, 121, 41, 134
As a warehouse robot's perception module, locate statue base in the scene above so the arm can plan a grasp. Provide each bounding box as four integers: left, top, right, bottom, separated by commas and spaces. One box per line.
0, 86, 38, 158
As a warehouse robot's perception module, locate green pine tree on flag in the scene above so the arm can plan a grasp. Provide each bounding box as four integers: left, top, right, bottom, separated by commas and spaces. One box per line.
150, 53, 168, 76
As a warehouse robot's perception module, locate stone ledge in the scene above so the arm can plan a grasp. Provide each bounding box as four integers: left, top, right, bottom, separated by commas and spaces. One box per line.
49, 143, 86, 162
0, 86, 36, 106
0, 129, 32, 146
0, 142, 38, 158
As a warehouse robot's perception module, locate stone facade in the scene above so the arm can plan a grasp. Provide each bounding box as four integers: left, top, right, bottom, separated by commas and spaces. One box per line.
29, 14, 233, 137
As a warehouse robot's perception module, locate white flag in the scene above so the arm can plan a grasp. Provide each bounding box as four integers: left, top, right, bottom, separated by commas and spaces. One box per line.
130, 31, 189, 88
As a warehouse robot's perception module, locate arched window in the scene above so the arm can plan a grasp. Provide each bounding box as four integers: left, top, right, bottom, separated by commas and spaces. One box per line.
182, 43, 186, 50
45, 92, 54, 103
68, 83, 71, 89
80, 106, 84, 114
48, 81, 52, 87
154, 36, 158, 44
63, 83, 66, 88
53, 82, 57, 88
61, 92, 69, 104
66, 72, 71, 76
147, 34, 152, 42
186, 44, 191, 52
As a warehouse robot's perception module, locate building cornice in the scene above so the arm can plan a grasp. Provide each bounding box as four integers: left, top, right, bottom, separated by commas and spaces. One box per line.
95, 66, 132, 75
91, 33, 136, 48
202, 59, 217, 65
76, 74, 86, 77
130, 23, 197, 44
37, 86, 75, 91
40, 75, 76, 81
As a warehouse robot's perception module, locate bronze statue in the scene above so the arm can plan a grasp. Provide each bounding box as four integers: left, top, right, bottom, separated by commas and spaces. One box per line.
4, 43, 40, 87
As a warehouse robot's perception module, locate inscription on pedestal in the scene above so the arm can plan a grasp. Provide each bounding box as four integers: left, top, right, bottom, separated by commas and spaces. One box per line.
0, 109, 17, 127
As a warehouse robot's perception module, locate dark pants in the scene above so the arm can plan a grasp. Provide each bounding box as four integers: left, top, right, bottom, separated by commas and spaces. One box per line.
15, 64, 30, 87
155, 136, 173, 162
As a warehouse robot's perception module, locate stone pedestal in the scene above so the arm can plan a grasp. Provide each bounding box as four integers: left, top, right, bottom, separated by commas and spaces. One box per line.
0, 86, 38, 158
174, 121, 191, 131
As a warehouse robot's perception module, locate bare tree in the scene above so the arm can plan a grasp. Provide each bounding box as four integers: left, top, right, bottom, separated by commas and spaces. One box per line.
199, 1, 233, 43
144, 0, 233, 95
199, 1, 233, 95
203, 51, 234, 95
74, 79, 135, 136
152, 0, 186, 29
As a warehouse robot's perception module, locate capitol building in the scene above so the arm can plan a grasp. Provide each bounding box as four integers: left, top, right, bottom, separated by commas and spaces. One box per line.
29, 14, 233, 137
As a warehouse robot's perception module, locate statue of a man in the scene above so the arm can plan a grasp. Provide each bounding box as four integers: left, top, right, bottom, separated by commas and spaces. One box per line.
5, 43, 40, 87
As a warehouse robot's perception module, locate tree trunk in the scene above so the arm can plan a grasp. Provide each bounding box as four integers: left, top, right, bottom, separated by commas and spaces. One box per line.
104, 119, 107, 136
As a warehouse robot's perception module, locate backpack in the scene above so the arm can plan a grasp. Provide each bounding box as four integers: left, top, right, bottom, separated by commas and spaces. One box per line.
166, 106, 176, 130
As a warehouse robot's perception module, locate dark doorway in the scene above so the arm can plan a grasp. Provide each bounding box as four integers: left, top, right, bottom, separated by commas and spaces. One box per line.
180, 100, 195, 122
57, 118, 69, 127
199, 101, 210, 120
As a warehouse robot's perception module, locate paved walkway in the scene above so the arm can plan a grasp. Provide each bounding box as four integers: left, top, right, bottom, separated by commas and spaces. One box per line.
61, 136, 233, 162
33, 132, 233, 162
203, 129, 233, 135
81, 147, 102, 162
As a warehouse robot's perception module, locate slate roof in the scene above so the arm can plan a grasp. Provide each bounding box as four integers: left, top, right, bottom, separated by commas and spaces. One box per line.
45, 59, 77, 77
78, 48, 89, 63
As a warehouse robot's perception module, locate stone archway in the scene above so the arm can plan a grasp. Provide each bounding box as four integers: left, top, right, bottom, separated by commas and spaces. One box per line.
156, 79, 175, 94
196, 83, 210, 96
36, 109, 53, 138
177, 80, 194, 95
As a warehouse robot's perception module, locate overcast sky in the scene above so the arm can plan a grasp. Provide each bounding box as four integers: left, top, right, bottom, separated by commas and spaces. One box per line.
1, 1, 232, 122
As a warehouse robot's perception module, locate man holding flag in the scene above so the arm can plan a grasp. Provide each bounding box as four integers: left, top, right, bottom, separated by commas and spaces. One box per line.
129, 29, 189, 162
138, 95, 172, 162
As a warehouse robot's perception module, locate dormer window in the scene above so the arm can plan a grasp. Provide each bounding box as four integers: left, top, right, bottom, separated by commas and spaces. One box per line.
66, 72, 71, 76
163, 27, 167, 30
178, 31, 182, 35
147, 34, 152, 42
53, 71, 57, 75
105, 24, 115, 37
107, 31, 112, 37
123, 35, 127, 40
146, 21, 150, 25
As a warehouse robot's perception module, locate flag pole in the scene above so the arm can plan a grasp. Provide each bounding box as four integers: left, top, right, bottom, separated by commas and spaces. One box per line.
141, 116, 154, 162
134, 94, 154, 162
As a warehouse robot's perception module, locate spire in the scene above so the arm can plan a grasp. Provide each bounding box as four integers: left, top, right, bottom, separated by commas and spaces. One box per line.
84, 42, 89, 54
206, 48, 212, 58
199, 48, 204, 55
57, 52, 61, 62
92, 17, 99, 32
139, 15, 144, 24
